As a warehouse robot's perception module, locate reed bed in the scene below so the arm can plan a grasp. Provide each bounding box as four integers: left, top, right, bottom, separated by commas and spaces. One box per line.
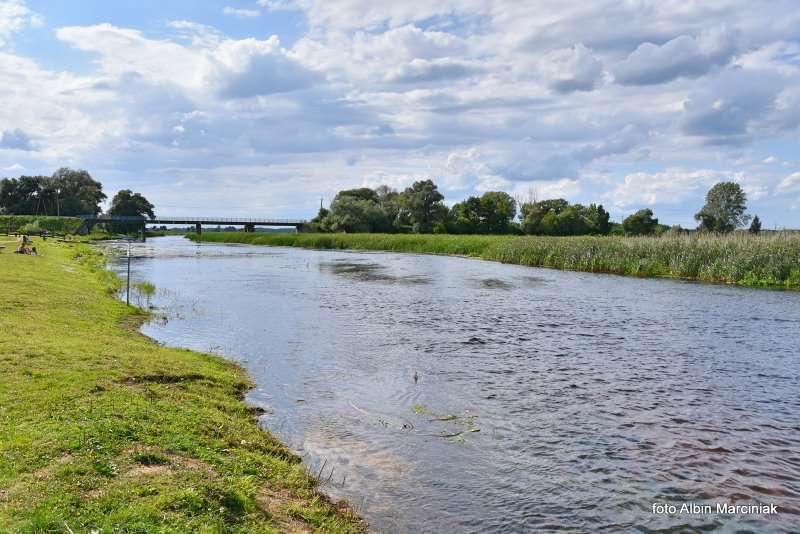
192, 232, 800, 289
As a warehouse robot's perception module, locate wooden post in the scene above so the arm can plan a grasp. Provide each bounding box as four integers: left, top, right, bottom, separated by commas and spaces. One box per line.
126, 242, 131, 305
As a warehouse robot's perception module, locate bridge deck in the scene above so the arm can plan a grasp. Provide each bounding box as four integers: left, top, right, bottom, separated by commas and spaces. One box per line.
82, 216, 307, 226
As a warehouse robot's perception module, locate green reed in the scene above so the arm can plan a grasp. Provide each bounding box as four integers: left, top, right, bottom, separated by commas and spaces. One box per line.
191, 232, 800, 289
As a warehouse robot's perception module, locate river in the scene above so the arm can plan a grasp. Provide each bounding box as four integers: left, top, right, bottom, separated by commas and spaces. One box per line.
108, 236, 800, 532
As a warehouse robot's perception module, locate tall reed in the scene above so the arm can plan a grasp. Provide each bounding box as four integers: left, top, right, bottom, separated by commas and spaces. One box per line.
190, 232, 800, 288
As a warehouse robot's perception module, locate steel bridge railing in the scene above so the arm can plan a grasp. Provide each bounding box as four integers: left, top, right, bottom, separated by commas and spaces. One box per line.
80, 215, 308, 224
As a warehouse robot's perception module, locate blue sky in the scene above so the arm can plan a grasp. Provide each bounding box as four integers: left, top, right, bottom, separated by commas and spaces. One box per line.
1, 0, 800, 227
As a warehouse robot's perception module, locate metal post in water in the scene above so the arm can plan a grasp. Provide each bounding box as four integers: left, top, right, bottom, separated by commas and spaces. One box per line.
126, 241, 131, 306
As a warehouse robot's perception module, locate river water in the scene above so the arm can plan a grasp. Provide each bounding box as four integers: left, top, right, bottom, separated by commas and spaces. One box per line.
108, 236, 800, 532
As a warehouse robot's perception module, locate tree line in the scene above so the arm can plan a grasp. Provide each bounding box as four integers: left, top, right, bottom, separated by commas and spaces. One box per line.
311, 179, 760, 236
0, 169, 106, 217
2, 169, 761, 236
0, 169, 155, 232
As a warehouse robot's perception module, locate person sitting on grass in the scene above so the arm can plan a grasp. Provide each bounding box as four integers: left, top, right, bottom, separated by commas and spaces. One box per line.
14, 235, 37, 255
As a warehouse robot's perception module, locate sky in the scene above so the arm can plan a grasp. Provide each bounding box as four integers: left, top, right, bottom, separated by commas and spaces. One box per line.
1, 1, 800, 227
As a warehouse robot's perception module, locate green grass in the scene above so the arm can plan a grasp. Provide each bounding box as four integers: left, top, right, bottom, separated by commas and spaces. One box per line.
0, 236, 365, 533
190, 232, 800, 289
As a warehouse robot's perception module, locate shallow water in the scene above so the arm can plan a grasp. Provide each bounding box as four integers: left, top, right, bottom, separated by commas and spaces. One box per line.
108, 236, 800, 532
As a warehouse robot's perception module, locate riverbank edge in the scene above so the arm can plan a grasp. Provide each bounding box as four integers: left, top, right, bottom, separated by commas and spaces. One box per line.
0, 236, 366, 533
188, 232, 800, 290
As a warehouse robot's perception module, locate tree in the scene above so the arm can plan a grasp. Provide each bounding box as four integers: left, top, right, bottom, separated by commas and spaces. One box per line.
335, 188, 380, 203
623, 208, 659, 235
0, 176, 48, 214
448, 191, 517, 234
448, 196, 482, 234
520, 198, 569, 234
553, 206, 590, 235
584, 204, 610, 235
0, 170, 106, 216
49, 168, 106, 216
749, 215, 762, 234
694, 182, 750, 233
320, 187, 392, 233
519, 199, 609, 236
107, 189, 155, 233
108, 190, 155, 218
479, 191, 516, 234
539, 210, 560, 235
311, 207, 329, 223
374, 185, 402, 229
400, 179, 446, 233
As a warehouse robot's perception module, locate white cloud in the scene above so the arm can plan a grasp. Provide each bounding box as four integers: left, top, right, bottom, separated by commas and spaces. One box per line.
777, 172, 800, 193
56, 24, 212, 90
385, 58, 481, 84
614, 27, 739, 85
0, 0, 41, 46
609, 168, 771, 210
680, 67, 785, 142
55, 25, 317, 99
294, 24, 469, 85
2, 162, 24, 172
0, 128, 33, 150
214, 37, 318, 98
538, 43, 604, 93
511, 178, 582, 200
266, 0, 482, 31
222, 6, 261, 18
608, 169, 724, 208
256, 0, 296, 10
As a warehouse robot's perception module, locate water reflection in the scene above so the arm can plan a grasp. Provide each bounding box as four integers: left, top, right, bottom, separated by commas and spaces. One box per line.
107, 236, 800, 533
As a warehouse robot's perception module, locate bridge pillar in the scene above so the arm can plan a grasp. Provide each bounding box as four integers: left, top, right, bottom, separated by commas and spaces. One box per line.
244, 224, 255, 233
140, 223, 147, 242
195, 223, 202, 236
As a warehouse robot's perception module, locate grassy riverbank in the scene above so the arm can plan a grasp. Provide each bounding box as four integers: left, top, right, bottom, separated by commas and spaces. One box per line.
0, 237, 364, 533
191, 232, 800, 289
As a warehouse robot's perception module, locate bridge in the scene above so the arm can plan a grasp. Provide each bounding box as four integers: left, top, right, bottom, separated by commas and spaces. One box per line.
79, 215, 308, 238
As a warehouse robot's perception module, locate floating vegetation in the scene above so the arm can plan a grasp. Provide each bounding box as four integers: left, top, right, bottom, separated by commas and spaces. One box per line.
410, 404, 480, 439
520, 275, 548, 286
319, 260, 430, 284
350, 401, 415, 431
477, 278, 512, 290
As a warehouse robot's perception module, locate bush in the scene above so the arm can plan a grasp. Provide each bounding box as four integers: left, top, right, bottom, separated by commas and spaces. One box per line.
0, 215, 82, 234
21, 221, 41, 234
